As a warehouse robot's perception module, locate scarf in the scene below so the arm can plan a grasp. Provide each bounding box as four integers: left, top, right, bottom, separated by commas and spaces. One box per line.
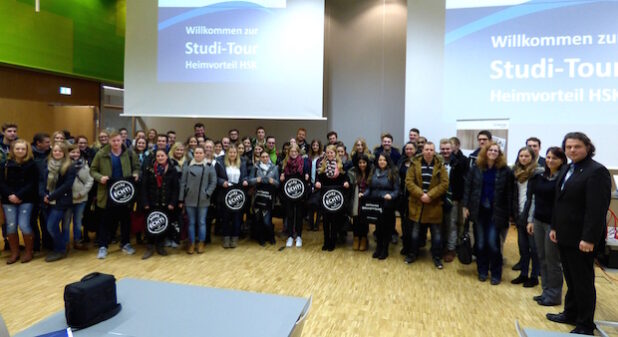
154, 161, 167, 188
47, 158, 62, 192
284, 155, 303, 176
325, 159, 339, 179
259, 162, 270, 172
190, 159, 205, 166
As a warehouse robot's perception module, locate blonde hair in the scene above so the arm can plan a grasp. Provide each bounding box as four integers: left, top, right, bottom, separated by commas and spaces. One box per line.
168, 142, 186, 166
9, 139, 33, 164
224, 144, 241, 168
282, 144, 301, 171
318, 145, 343, 174
49, 142, 72, 175
350, 138, 371, 157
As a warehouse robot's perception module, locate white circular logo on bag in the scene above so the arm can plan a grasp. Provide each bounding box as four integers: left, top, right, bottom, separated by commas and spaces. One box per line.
284, 178, 305, 200
225, 188, 245, 210
109, 180, 135, 204
322, 189, 344, 212
146, 211, 168, 235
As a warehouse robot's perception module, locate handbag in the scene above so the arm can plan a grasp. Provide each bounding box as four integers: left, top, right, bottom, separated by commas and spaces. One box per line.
457, 219, 473, 265
64, 272, 122, 330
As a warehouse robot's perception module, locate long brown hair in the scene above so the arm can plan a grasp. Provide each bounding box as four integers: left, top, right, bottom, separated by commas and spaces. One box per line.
476, 142, 506, 170
514, 146, 537, 182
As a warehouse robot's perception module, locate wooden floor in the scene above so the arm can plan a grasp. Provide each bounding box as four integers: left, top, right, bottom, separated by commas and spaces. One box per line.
1, 223, 617, 337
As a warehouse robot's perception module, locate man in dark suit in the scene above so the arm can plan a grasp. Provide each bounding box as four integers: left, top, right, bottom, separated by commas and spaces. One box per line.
546, 132, 611, 335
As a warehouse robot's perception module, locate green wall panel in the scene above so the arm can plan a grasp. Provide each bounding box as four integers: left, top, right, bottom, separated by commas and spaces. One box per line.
0, 0, 125, 83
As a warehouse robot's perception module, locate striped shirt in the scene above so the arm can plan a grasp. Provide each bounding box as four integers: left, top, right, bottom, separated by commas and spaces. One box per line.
421, 158, 434, 193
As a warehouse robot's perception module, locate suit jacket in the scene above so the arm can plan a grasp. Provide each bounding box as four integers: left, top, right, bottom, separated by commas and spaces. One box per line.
552, 156, 611, 248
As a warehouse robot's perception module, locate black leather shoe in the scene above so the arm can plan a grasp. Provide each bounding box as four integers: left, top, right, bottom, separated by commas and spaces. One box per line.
478, 274, 488, 282
533, 295, 543, 302
372, 250, 380, 259
546, 312, 576, 325
511, 275, 528, 284
570, 327, 594, 335
523, 277, 539, 288
512, 261, 522, 270
538, 299, 560, 307
490, 278, 501, 285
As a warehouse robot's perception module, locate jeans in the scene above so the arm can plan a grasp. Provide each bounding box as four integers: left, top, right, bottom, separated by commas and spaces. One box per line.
222, 210, 242, 237
474, 207, 502, 280
533, 219, 563, 303
517, 219, 540, 278
2, 203, 34, 235
442, 201, 459, 251
63, 202, 87, 243
47, 207, 70, 253
186, 206, 208, 243
411, 222, 442, 258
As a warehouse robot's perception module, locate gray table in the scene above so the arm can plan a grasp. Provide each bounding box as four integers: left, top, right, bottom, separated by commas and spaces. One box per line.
15, 278, 310, 337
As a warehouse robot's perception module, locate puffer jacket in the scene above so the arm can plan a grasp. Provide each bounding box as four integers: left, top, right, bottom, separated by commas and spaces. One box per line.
71, 158, 94, 204
406, 155, 449, 224
179, 160, 217, 208
462, 164, 514, 230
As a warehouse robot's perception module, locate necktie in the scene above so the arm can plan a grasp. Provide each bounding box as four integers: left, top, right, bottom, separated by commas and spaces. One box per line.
561, 164, 575, 191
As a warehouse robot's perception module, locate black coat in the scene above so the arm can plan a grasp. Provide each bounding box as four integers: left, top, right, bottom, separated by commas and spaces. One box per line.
46, 165, 78, 209
141, 160, 180, 209
0, 159, 39, 204
462, 165, 514, 230
552, 156, 611, 248
447, 155, 467, 202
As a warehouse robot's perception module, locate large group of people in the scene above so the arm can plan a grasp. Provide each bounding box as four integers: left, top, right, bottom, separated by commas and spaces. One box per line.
0, 122, 611, 335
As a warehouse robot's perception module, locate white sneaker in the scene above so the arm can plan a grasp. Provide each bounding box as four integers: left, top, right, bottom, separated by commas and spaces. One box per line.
122, 243, 136, 255
286, 237, 293, 247
295, 237, 302, 248
97, 247, 108, 259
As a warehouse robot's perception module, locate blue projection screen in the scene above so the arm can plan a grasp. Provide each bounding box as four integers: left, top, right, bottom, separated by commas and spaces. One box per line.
443, 0, 618, 165
125, 0, 325, 119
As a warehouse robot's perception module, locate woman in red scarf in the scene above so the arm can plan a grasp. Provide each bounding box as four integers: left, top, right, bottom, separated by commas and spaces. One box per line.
141, 149, 179, 259
280, 144, 310, 248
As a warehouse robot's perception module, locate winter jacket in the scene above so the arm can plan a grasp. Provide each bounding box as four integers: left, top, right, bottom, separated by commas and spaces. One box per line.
364, 168, 399, 200
512, 166, 544, 226
90, 144, 141, 209
179, 160, 217, 208
462, 164, 514, 230
71, 159, 94, 204
141, 159, 180, 209
45, 164, 78, 209
0, 159, 39, 204
447, 155, 468, 202
406, 155, 449, 224
248, 162, 280, 188
215, 161, 248, 187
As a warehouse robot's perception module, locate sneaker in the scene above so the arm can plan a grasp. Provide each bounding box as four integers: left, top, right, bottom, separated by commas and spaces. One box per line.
122, 243, 136, 255
97, 247, 108, 259
404, 254, 417, 264
295, 237, 302, 248
286, 237, 293, 247
433, 257, 443, 269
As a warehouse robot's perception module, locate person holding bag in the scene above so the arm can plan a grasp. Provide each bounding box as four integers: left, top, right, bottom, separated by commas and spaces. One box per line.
348, 154, 372, 251
215, 145, 248, 248
360, 153, 399, 260
179, 146, 216, 254
280, 144, 310, 248
248, 151, 279, 246
141, 149, 180, 259
315, 145, 349, 251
